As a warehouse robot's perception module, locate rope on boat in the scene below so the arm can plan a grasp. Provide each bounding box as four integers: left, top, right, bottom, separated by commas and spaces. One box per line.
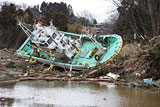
29, 69, 35, 73
29, 58, 37, 64
83, 62, 88, 65
89, 46, 98, 58
76, 48, 81, 56
19, 51, 29, 55
43, 64, 54, 72
50, 50, 54, 57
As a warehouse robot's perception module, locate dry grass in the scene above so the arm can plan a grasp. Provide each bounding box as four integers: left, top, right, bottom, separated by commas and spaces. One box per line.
119, 44, 142, 58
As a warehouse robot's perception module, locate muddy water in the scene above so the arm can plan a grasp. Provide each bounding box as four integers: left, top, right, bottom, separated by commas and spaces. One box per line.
0, 81, 160, 107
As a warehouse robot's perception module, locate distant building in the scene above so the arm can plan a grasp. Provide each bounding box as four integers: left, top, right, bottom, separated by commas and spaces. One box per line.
91, 23, 105, 34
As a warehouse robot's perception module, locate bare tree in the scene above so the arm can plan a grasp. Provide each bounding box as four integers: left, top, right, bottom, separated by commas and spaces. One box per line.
108, 0, 122, 7
78, 10, 95, 24
108, 0, 160, 38
147, 0, 160, 36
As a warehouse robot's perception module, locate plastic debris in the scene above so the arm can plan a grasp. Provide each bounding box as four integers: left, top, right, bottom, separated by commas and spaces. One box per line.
135, 72, 141, 77
107, 72, 120, 80
23, 72, 29, 76
38, 70, 43, 73
143, 78, 152, 83
125, 67, 132, 72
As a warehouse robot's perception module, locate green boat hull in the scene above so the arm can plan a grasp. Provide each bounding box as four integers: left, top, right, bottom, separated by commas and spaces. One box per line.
16, 32, 123, 71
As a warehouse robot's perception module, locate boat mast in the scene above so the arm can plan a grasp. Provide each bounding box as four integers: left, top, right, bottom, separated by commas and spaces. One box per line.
16, 19, 32, 37
17, 19, 40, 42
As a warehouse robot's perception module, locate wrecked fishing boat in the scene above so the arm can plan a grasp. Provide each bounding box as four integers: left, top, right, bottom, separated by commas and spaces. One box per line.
16, 20, 123, 71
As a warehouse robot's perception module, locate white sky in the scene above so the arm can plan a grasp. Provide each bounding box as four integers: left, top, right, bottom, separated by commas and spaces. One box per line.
1, 0, 117, 23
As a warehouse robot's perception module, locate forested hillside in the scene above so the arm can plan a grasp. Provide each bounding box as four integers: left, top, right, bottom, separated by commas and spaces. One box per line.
0, 1, 96, 49
0, 0, 160, 48
112, 0, 160, 42
0, 3, 31, 49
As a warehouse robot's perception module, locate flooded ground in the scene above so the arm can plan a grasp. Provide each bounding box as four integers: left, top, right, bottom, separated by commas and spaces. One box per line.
0, 81, 160, 107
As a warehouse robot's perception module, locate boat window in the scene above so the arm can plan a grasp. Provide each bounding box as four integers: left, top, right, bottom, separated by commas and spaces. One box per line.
52, 33, 57, 39
60, 40, 63, 44
59, 34, 62, 37
40, 43, 48, 47
62, 44, 65, 47
60, 40, 66, 47
38, 34, 41, 38
67, 39, 70, 45
47, 37, 53, 44
57, 31, 62, 37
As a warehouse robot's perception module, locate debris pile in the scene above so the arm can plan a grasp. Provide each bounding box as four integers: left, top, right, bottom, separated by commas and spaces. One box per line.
108, 37, 160, 89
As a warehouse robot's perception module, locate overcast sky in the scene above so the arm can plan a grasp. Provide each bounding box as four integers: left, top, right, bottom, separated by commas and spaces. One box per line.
1, 0, 118, 23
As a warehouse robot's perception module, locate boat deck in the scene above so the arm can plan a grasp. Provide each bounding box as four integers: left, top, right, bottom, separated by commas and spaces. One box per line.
17, 33, 122, 70
71, 35, 121, 67
72, 41, 97, 66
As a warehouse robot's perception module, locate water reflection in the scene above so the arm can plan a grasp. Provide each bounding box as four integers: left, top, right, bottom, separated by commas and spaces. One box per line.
0, 81, 16, 88
115, 85, 160, 107
0, 80, 159, 107
0, 97, 14, 107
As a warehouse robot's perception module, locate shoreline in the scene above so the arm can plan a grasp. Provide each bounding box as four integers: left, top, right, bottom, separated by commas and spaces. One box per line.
0, 75, 159, 91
